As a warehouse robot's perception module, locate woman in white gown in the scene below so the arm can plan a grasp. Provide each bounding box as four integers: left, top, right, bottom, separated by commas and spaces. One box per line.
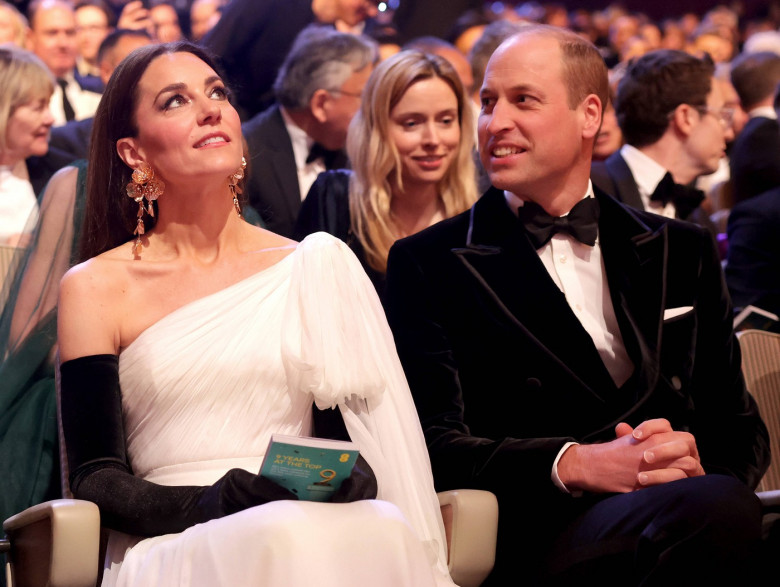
57, 41, 455, 586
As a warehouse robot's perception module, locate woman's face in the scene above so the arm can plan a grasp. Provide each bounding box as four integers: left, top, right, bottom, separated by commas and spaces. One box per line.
2, 93, 54, 165
388, 77, 461, 191
121, 51, 242, 187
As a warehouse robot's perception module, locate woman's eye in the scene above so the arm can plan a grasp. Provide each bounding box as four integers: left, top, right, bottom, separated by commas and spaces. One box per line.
162, 94, 186, 110
210, 86, 229, 100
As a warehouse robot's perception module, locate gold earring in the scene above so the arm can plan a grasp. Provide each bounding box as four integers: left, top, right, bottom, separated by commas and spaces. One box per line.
228, 156, 247, 218
126, 162, 164, 255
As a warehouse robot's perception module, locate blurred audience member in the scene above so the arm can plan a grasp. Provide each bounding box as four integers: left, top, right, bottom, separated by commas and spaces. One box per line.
446, 7, 490, 56
0, 0, 29, 46
729, 50, 780, 204
743, 30, 780, 56
403, 36, 473, 97
295, 50, 478, 299
74, 0, 114, 90
189, 0, 223, 41
202, 0, 378, 120
149, 0, 181, 42
48, 27, 153, 159
468, 18, 524, 106
725, 183, 780, 320
27, 0, 102, 125
592, 85, 623, 162
0, 46, 56, 247
691, 24, 735, 63
592, 50, 731, 236
242, 26, 377, 237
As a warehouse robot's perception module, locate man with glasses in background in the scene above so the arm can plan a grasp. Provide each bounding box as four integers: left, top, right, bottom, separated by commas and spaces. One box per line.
241, 25, 377, 237
591, 50, 733, 235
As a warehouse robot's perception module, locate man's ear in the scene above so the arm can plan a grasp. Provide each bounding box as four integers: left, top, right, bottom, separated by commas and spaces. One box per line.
669, 103, 697, 138
581, 94, 602, 140
309, 89, 331, 124
116, 137, 144, 169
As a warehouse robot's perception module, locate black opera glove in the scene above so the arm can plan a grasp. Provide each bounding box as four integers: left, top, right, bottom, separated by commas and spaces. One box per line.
329, 454, 378, 503
60, 354, 296, 537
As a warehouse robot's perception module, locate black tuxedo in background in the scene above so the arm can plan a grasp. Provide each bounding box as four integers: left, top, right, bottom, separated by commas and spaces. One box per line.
726, 186, 780, 318
26, 146, 79, 197
591, 150, 716, 234
242, 106, 347, 238
200, 0, 317, 120
729, 116, 780, 204
385, 186, 769, 584
48, 118, 94, 161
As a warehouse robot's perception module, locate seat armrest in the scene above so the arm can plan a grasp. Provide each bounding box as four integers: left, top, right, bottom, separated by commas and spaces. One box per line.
438, 489, 498, 587
758, 489, 780, 513
4, 499, 100, 587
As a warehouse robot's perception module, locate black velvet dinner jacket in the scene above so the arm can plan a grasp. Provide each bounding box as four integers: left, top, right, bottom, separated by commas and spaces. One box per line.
384, 186, 769, 503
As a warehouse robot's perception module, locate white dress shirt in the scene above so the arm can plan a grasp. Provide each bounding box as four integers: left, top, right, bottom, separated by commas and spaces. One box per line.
49, 72, 102, 127
619, 144, 677, 219
747, 105, 777, 120
506, 182, 635, 493
280, 107, 326, 201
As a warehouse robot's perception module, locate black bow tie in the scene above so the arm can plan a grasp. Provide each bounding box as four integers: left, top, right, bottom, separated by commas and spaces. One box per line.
306, 142, 341, 167
650, 172, 705, 219
520, 197, 600, 248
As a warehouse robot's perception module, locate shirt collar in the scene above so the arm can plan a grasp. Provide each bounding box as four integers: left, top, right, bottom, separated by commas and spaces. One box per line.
503, 180, 595, 216
279, 106, 314, 171
748, 105, 778, 120
619, 143, 668, 197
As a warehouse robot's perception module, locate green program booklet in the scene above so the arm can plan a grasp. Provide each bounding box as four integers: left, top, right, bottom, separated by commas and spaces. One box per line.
259, 434, 359, 502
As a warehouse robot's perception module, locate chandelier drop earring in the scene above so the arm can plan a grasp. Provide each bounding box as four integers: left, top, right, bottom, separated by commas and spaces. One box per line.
126, 162, 164, 255
228, 156, 247, 218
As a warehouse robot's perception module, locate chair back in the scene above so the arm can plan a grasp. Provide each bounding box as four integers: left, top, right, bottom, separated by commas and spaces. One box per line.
738, 329, 780, 492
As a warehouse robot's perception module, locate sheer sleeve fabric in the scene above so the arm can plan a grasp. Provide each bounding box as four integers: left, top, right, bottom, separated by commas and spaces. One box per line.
281, 232, 451, 581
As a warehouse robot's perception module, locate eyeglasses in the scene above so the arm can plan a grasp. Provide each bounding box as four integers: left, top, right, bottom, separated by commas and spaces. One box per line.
329, 89, 363, 99
694, 106, 735, 130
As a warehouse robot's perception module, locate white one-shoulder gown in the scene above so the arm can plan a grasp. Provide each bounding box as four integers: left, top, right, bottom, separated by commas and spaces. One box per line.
103, 233, 454, 586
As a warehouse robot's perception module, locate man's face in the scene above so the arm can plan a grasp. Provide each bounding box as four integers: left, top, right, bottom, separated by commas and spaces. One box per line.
317, 64, 373, 150
478, 34, 593, 200
75, 5, 110, 64
326, 0, 377, 27
684, 77, 734, 177
29, 4, 78, 78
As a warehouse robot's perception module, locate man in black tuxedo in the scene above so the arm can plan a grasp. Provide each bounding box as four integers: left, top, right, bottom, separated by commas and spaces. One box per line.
242, 26, 376, 237
728, 51, 780, 204
384, 25, 769, 586
590, 50, 732, 236
201, 0, 378, 121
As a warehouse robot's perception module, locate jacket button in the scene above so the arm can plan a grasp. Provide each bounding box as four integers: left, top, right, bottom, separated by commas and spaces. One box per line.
671, 376, 682, 390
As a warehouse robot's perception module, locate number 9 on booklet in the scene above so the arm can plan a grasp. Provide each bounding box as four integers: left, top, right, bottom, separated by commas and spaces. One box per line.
259, 434, 359, 502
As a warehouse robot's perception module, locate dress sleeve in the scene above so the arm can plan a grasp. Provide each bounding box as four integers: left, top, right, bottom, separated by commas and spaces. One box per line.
282, 232, 452, 582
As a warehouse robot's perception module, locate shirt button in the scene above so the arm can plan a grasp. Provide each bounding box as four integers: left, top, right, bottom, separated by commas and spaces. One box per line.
575, 304, 582, 312
559, 255, 567, 264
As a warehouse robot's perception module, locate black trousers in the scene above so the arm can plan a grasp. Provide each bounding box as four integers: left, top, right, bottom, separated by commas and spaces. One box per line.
485, 475, 763, 586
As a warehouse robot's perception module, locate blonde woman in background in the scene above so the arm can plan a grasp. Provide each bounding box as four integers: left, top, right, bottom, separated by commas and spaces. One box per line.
295, 49, 478, 301
0, 1, 29, 47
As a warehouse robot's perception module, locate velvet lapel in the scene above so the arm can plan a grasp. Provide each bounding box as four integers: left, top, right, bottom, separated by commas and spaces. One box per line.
597, 190, 667, 412
605, 152, 644, 211
452, 188, 618, 403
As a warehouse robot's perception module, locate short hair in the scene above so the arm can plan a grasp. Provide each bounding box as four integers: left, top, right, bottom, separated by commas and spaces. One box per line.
616, 49, 714, 148
730, 51, 780, 111
27, 0, 75, 29
273, 25, 378, 110
506, 24, 609, 111
79, 41, 227, 262
74, 0, 115, 27
468, 19, 525, 94
96, 27, 152, 66
0, 1, 29, 46
0, 45, 54, 153
347, 50, 477, 273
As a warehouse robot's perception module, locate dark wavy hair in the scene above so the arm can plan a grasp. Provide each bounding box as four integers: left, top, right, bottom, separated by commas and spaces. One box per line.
78, 41, 225, 262
616, 49, 715, 148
